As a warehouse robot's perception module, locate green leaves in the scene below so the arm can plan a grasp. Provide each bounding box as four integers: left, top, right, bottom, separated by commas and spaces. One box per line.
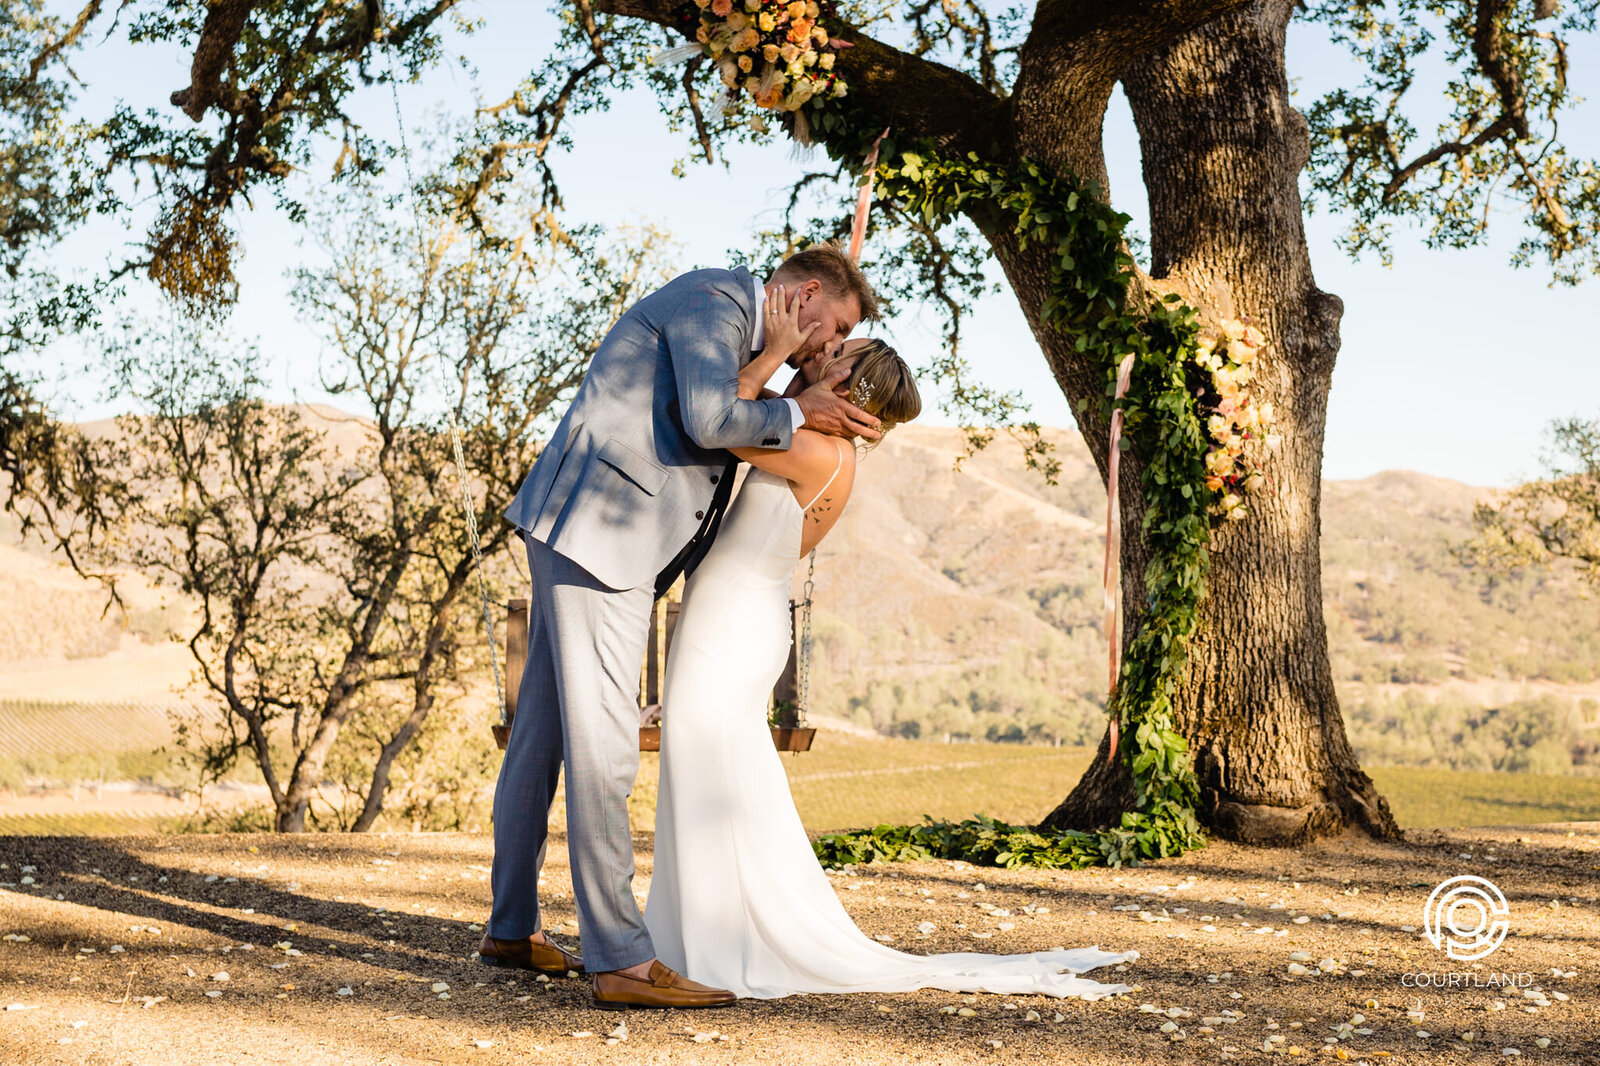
812, 810, 1199, 871
1300, 0, 1600, 283
797, 109, 1214, 871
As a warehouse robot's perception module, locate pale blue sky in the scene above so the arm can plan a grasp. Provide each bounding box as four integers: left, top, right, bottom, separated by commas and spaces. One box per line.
39, 3, 1600, 487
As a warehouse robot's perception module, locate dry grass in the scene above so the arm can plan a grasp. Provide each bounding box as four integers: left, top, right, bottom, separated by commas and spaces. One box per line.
8, 729, 1600, 839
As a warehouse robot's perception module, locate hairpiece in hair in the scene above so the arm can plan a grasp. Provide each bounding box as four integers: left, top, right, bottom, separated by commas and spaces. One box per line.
850, 376, 875, 409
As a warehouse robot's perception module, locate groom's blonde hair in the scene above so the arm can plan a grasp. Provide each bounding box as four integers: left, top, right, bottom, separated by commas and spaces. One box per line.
771, 241, 881, 323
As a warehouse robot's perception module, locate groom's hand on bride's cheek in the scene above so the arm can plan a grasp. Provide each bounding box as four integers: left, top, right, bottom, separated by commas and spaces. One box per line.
797, 365, 882, 441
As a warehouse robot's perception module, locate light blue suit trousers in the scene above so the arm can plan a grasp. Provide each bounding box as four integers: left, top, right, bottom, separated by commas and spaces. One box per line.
488, 537, 656, 971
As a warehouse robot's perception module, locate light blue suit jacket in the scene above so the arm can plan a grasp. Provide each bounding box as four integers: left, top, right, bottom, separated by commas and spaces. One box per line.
503, 267, 794, 590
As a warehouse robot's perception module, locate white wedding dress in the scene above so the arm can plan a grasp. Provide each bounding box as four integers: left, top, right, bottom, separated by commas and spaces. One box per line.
643, 462, 1138, 999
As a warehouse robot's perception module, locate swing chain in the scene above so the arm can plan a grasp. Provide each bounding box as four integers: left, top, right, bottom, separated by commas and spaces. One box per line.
794, 548, 816, 727
389, 75, 508, 725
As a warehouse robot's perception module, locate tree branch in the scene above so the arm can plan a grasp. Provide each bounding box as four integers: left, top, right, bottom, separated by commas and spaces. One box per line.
682, 56, 715, 163
27, 0, 104, 83
1380, 114, 1515, 202
1302, 0, 1589, 276
594, 0, 1012, 157
1471, 0, 1530, 141
170, 0, 258, 122
902, 0, 1004, 94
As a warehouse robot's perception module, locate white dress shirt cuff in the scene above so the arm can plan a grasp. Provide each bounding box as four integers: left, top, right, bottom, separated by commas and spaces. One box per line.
784, 397, 805, 432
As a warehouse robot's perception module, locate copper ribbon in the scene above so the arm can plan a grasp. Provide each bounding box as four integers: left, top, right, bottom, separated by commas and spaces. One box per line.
1103, 353, 1136, 765
847, 129, 891, 262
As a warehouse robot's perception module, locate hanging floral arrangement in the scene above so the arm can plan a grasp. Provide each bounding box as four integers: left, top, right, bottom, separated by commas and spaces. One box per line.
688, 0, 849, 113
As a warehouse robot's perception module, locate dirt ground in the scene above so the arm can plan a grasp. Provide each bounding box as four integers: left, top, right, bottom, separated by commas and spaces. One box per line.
0, 824, 1595, 1065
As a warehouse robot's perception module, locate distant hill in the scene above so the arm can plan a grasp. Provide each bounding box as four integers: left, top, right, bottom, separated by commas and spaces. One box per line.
806, 425, 1600, 773
5, 414, 1598, 774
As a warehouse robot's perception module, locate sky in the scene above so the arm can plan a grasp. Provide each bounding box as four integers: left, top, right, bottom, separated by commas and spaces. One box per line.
36, 3, 1600, 488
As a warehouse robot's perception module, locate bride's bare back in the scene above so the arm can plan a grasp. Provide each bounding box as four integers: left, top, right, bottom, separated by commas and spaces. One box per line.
793, 435, 855, 556
732, 428, 856, 557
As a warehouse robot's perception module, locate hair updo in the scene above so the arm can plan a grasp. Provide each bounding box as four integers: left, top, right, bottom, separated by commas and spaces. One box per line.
821, 339, 921, 443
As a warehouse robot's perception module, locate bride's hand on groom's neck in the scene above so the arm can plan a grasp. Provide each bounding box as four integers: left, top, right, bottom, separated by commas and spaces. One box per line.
797, 361, 882, 441
739, 287, 817, 401
763, 284, 819, 362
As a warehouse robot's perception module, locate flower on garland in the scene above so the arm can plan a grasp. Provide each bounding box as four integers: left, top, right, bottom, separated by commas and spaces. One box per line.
690, 0, 848, 117
1193, 317, 1279, 523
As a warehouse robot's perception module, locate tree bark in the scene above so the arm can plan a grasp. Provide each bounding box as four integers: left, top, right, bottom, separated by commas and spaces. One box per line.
169, 0, 256, 121
1031, 0, 1401, 845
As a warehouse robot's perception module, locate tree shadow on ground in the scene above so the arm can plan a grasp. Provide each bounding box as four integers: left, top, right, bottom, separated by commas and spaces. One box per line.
0, 834, 498, 986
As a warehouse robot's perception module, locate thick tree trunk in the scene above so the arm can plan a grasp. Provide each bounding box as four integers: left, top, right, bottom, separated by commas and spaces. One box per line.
1021, 1, 1400, 845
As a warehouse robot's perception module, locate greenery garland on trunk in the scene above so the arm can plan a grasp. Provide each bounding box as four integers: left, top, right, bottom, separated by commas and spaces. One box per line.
801, 104, 1223, 870
669, 0, 1286, 867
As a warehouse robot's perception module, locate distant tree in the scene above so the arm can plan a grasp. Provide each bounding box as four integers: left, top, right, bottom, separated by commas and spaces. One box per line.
51, 164, 673, 831
1468, 416, 1600, 586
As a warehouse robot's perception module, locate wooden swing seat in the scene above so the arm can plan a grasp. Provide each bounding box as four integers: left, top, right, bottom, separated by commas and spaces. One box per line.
635, 725, 815, 752
492, 598, 817, 753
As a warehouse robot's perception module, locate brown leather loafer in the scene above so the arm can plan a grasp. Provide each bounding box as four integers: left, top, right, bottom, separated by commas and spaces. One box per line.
476, 933, 584, 975
591, 960, 736, 1010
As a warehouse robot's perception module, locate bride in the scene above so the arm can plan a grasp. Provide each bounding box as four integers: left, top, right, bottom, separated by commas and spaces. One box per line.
642, 287, 1137, 1001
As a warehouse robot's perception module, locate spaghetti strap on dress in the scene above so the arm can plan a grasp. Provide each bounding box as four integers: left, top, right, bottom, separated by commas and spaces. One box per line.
798, 438, 846, 513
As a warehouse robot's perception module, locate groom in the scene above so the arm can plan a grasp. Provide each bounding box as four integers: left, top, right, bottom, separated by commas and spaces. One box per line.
482, 243, 882, 1009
